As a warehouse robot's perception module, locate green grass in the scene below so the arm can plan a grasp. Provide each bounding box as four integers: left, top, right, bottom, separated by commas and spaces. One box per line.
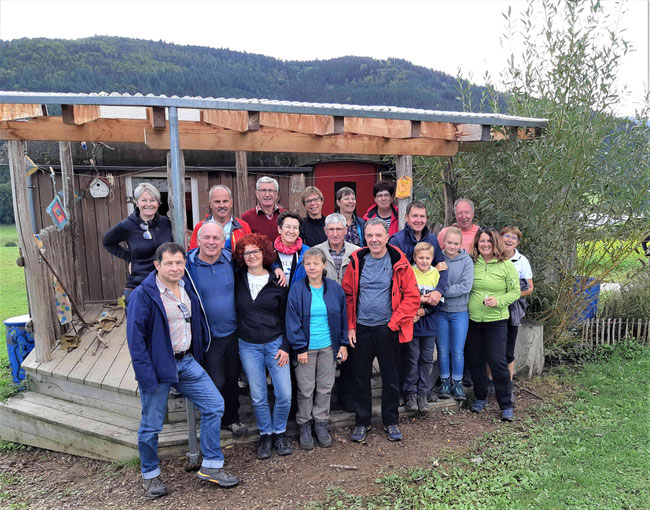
312, 342, 650, 509
0, 224, 18, 247
0, 247, 28, 399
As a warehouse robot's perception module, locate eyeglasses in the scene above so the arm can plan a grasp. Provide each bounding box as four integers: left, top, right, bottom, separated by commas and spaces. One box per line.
140, 223, 152, 240
304, 197, 322, 205
326, 227, 345, 233
375, 192, 392, 199
178, 303, 191, 323
478, 227, 497, 233
243, 249, 261, 258
501, 234, 518, 240
256, 188, 277, 194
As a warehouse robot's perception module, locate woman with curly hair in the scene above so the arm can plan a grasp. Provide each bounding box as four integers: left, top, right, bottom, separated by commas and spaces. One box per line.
233, 233, 292, 459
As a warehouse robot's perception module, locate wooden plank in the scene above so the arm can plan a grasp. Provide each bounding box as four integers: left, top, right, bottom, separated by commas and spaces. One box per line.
61, 104, 101, 125
93, 188, 118, 299
107, 176, 128, 298
419, 122, 485, 141
235, 151, 250, 215
146, 106, 166, 129
259, 112, 339, 135
345, 117, 412, 138
195, 171, 210, 224
67, 313, 121, 385
145, 124, 459, 156
79, 184, 102, 301
0, 117, 149, 143
200, 109, 260, 132
84, 317, 127, 388
166, 150, 187, 245
118, 361, 139, 395
288, 173, 305, 214
0, 103, 44, 121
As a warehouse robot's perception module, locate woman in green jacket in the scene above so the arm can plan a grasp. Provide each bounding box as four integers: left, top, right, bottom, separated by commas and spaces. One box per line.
467, 228, 520, 421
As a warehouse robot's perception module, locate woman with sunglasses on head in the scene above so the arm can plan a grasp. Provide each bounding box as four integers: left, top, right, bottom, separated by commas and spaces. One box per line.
103, 183, 172, 304
233, 233, 292, 460
467, 228, 520, 422
335, 187, 366, 247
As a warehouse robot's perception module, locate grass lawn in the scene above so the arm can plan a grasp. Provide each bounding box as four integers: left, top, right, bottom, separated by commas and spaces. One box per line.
313, 342, 650, 509
0, 224, 18, 247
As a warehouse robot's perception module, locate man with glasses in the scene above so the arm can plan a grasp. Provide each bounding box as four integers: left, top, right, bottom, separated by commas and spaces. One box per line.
241, 176, 286, 244
189, 185, 252, 252
126, 242, 239, 499
300, 186, 327, 247
186, 221, 248, 438
363, 182, 399, 236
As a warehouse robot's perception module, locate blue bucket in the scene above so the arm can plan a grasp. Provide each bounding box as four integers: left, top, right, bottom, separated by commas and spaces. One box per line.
4, 314, 35, 384
574, 277, 600, 322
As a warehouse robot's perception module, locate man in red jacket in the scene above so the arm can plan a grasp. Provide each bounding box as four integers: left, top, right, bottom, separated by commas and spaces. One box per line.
189, 185, 251, 252
241, 176, 287, 244
341, 218, 420, 443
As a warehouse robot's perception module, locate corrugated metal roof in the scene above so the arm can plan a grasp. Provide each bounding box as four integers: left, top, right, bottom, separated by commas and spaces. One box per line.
0, 91, 548, 128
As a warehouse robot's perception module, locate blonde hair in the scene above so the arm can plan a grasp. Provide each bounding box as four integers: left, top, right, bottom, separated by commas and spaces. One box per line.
414, 241, 434, 257
444, 226, 462, 241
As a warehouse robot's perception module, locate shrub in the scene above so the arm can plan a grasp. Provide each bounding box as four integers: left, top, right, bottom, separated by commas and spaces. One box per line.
598, 269, 650, 319
4, 242, 16, 247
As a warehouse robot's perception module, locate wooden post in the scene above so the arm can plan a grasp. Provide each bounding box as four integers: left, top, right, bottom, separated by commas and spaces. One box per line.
441, 156, 456, 226
8, 140, 55, 362
166, 150, 187, 246
289, 173, 306, 214
235, 151, 249, 216
59, 141, 82, 306
396, 155, 412, 229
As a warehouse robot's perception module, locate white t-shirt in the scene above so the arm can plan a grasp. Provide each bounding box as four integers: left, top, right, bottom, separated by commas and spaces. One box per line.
510, 249, 533, 279
247, 272, 269, 301
278, 252, 293, 278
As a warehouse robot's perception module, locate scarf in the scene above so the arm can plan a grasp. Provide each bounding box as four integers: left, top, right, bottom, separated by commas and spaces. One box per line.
274, 235, 303, 255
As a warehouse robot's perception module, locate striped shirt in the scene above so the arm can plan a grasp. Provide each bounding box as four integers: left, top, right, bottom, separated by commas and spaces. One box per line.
155, 275, 192, 353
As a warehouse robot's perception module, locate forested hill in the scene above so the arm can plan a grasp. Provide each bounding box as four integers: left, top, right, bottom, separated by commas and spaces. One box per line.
0, 36, 487, 111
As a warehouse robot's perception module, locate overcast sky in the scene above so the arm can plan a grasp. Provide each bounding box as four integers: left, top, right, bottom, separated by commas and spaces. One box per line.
1, 0, 648, 116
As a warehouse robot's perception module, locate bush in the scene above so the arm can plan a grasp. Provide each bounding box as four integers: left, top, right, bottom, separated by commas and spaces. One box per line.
4, 242, 16, 247
546, 337, 648, 367
598, 269, 650, 319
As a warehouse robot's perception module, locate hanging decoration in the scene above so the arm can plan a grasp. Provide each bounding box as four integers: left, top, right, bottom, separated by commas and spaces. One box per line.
25, 155, 38, 177
46, 195, 69, 230
395, 175, 413, 199
88, 176, 110, 198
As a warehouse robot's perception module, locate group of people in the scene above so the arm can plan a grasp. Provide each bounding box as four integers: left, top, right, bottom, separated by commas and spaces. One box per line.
103, 178, 533, 499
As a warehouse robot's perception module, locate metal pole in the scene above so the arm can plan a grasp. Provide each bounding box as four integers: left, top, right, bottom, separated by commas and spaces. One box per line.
185, 401, 200, 467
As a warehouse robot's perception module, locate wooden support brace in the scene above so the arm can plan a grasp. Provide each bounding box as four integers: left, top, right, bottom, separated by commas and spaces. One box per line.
62, 105, 101, 125
0, 103, 46, 121
259, 112, 340, 135
200, 109, 260, 132
146, 107, 166, 129
344, 117, 413, 138
235, 151, 249, 215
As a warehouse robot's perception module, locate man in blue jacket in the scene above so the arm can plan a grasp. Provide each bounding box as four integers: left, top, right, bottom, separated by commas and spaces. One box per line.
126, 242, 239, 498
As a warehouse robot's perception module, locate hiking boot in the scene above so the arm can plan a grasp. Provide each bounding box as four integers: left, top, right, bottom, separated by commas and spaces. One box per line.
462, 373, 473, 388
298, 422, 315, 451
351, 425, 370, 443
196, 467, 240, 487
405, 393, 418, 412
471, 398, 488, 413
314, 420, 333, 448
487, 379, 495, 396
142, 476, 168, 499
501, 407, 514, 422
383, 424, 403, 441
417, 394, 429, 412
222, 422, 248, 437
257, 434, 273, 459
273, 432, 293, 456
451, 380, 466, 401
439, 378, 452, 399
427, 389, 439, 402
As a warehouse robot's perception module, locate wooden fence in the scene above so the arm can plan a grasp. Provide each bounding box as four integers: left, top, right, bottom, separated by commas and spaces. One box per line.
582, 317, 650, 347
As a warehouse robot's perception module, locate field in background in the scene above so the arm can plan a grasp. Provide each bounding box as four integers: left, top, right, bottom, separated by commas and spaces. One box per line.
0, 224, 18, 247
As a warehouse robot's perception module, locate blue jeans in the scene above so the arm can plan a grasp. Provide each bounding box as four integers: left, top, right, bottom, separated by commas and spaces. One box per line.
238, 337, 292, 436
138, 354, 225, 479
437, 310, 469, 381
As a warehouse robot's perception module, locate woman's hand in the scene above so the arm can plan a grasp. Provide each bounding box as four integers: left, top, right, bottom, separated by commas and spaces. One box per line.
337, 346, 348, 362
297, 352, 308, 364
484, 296, 498, 307
274, 268, 287, 287
275, 349, 289, 367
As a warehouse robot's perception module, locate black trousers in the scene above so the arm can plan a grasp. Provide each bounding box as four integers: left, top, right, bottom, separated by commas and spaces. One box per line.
336, 346, 355, 410
506, 324, 519, 364
203, 331, 241, 426
352, 324, 400, 427
466, 319, 512, 409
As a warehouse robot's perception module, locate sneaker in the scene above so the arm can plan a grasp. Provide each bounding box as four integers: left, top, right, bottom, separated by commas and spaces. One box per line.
487, 379, 495, 396
222, 422, 248, 437
405, 393, 418, 412
427, 389, 439, 402
142, 476, 168, 499
462, 373, 473, 388
298, 422, 315, 451
383, 424, 403, 441
257, 434, 273, 459
501, 407, 514, 422
273, 432, 293, 456
314, 420, 333, 448
196, 467, 240, 488
439, 378, 452, 399
451, 380, 466, 401
417, 394, 429, 412
351, 425, 370, 443
471, 398, 488, 413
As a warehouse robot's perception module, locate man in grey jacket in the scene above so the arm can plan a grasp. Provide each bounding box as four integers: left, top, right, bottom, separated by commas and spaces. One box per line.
314, 213, 358, 285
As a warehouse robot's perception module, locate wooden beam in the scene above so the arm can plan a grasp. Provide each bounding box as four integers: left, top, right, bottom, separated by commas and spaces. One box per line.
235, 151, 249, 216
146, 107, 166, 129
419, 122, 486, 141
289, 173, 306, 214
200, 109, 260, 132
0, 103, 45, 121
489, 127, 536, 141
144, 124, 459, 157
166, 150, 187, 245
396, 155, 412, 229
61, 105, 101, 125
259, 112, 341, 135
8, 140, 56, 362
344, 117, 413, 138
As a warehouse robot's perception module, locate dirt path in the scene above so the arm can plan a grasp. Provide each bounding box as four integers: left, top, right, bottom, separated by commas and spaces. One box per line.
0, 385, 545, 509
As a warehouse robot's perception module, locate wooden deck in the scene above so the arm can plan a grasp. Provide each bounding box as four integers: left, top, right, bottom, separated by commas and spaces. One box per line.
0, 303, 460, 462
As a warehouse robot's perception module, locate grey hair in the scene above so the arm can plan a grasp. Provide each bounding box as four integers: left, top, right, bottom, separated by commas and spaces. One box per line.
365, 217, 389, 234
197, 219, 224, 241
134, 182, 161, 204
454, 197, 475, 212
325, 213, 347, 227
208, 184, 232, 200
256, 176, 279, 192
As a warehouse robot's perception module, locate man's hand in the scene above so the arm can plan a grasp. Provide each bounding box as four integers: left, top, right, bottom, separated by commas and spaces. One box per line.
435, 262, 448, 272
297, 352, 308, 364
275, 349, 289, 367
274, 268, 287, 287
428, 291, 442, 306
348, 329, 356, 348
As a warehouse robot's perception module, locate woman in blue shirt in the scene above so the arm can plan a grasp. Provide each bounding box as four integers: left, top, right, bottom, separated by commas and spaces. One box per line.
286, 247, 348, 451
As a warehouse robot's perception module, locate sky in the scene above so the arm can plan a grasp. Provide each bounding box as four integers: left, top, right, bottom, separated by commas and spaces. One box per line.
0, 0, 648, 116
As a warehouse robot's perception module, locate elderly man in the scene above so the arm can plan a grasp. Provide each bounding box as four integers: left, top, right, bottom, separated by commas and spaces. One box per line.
363, 181, 399, 236
342, 218, 420, 443
437, 198, 480, 253
314, 213, 358, 285
127, 242, 239, 499
241, 176, 287, 243
186, 221, 247, 437
300, 186, 328, 247
189, 185, 251, 251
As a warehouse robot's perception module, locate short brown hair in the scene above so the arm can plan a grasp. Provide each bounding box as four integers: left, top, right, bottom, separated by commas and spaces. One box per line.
301, 186, 323, 204
500, 225, 523, 241
233, 233, 276, 268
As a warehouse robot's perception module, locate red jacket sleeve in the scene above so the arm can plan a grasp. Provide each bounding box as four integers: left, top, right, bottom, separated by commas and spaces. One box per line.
387, 264, 420, 333
341, 257, 357, 331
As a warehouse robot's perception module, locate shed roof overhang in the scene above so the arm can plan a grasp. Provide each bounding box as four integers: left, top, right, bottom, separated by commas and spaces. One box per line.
0, 91, 548, 157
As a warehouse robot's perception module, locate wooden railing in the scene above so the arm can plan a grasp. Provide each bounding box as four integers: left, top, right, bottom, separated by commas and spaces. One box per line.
582, 317, 650, 347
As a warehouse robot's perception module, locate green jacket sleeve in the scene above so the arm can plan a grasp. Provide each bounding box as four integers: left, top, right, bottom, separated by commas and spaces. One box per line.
497, 261, 521, 309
